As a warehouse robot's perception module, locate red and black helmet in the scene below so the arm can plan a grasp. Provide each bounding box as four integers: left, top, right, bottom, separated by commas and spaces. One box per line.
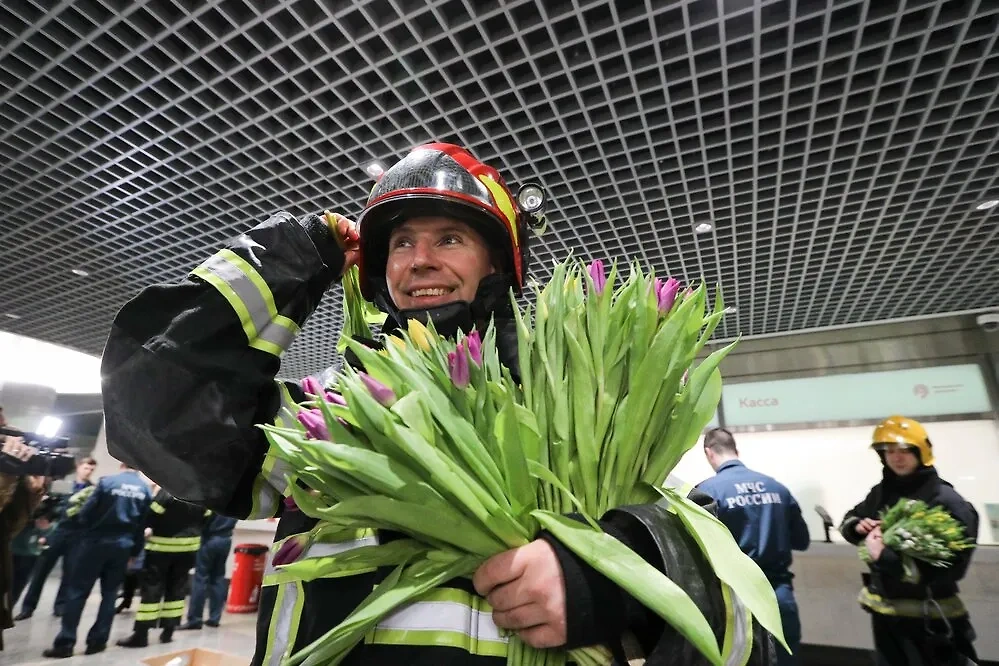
355, 143, 536, 302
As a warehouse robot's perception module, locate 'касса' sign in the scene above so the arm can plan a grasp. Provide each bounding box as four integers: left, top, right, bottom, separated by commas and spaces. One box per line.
721, 364, 993, 427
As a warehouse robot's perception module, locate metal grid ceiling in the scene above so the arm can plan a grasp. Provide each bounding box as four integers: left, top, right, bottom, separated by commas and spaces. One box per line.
1, 0, 998, 381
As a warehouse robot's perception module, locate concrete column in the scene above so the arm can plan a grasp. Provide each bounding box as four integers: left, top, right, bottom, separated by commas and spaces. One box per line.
90, 417, 121, 480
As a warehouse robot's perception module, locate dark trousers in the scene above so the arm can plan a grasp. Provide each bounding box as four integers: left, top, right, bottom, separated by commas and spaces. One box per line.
134, 550, 197, 632
774, 582, 801, 666
53, 541, 130, 649
187, 536, 231, 626
872, 613, 978, 666
119, 570, 139, 608
10, 554, 38, 607
19, 528, 71, 614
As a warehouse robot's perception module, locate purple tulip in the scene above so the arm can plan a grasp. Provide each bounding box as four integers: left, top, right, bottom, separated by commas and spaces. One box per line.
325, 391, 347, 406
448, 347, 470, 389
301, 376, 323, 396
297, 409, 329, 440
587, 259, 607, 295
359, 373, 396, 406
656, 277, 682, 313
284, 496, 299, 512
466, 330, 483, 366
272, 534, 309, 566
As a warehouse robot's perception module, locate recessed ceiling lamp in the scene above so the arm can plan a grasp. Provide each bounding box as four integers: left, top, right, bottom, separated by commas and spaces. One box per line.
694, 221, 715, 234
71, 268, 90, 277
36, 415, 63, 438
365, 162, 385, 178
974, 199, 998, 211
3, 313, 21, 319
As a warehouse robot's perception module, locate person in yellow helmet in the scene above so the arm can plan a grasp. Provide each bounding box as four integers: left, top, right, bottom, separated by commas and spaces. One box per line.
840, 416, 979, 666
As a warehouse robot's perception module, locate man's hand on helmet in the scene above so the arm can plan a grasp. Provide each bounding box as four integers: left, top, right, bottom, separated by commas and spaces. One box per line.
324, 211, 360, 275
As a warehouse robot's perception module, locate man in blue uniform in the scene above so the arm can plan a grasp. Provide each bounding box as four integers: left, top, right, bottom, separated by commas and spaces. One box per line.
180, 510, 238, 630
42, 462, 152, 658
697, 428, 810, 666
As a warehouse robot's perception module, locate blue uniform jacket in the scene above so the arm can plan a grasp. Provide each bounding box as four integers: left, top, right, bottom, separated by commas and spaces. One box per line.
74, 469, 152, 555
697, 460, 810, 584
203, 512, 238, 539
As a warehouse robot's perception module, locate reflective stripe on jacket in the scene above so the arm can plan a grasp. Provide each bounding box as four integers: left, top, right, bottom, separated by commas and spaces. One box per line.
858, 587, 968, 619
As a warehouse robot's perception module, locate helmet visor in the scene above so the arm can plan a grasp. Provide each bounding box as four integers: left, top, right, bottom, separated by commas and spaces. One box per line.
872, 442, 918, 454
365, 148, 493, 210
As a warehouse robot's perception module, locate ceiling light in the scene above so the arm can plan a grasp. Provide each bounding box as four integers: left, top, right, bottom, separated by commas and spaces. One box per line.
694, 221, 715, 234
365, 162, 385, 178
3, 313, 21, 320
975, 199, 998, 211
71, 268, 90, 277
724, 306, 738, 315
36, 416, 63, 438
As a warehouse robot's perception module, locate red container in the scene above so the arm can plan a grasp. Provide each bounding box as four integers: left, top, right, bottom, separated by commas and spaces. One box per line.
226, 543, 269, 613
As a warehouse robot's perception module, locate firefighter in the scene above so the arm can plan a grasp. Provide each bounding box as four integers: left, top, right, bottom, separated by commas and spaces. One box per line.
101, 143, 777, 665
117, 488, 208, 647
840, 416, 979, 666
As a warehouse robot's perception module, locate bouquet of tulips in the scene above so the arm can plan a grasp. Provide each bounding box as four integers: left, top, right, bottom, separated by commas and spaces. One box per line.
859, 499, 974, 582
260, 258, 786, 666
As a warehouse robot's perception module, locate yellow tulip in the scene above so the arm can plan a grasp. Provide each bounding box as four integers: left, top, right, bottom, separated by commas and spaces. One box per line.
407, 319, 434, 351
387, 337, 407, 352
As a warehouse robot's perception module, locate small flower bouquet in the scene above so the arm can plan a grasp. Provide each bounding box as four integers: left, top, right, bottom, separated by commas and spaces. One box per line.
261, 258, 787, 666
859, 498, 974, 582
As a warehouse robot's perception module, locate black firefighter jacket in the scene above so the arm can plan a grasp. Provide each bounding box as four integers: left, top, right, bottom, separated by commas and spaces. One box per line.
101, 211, 777, 666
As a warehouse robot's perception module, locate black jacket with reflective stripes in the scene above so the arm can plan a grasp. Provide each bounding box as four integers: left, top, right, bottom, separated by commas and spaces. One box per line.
840, 466, 978, 603
146, 489, 209, 553
102, 212, 776, 666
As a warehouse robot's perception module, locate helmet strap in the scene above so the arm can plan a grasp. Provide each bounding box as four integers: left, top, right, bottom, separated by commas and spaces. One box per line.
373, 273, 516, 340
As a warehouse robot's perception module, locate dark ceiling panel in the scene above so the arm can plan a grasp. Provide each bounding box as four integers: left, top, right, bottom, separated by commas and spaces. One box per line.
1, 0, 997, 380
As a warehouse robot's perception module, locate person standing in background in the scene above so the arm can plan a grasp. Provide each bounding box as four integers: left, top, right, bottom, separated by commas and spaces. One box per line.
115, 548, 145, 614
15, 455, 97, 620
9, 512, 54, 607
117, 487, 208, 648
840, 416, 978, 666
117, 482, 156, 614
42, 461, 151, 658
180, 510, 237, 630
697, 428, 810, 666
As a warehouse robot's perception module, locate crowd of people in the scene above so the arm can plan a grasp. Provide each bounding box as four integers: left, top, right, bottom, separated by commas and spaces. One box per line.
0, 417, 237, 657
1, 144, 983, 666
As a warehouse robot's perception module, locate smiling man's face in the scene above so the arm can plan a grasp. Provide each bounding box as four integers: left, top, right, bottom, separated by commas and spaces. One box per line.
385, 216, 496, 311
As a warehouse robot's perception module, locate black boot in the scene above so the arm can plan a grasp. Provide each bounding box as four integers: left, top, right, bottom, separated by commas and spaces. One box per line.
160, 628, 174, 644
42, 645, 74, 659
116, 631, 149, 648
14, 610, 32, 621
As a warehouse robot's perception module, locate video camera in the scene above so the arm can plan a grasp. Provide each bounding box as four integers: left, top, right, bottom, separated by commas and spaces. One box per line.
0, 426, 77, 478
33, 492, 66, 522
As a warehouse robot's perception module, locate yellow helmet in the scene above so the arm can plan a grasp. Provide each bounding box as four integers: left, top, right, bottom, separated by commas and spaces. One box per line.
871, 415, 934, 467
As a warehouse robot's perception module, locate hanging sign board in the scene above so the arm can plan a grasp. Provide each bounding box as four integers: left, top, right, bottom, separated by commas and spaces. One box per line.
722, 364, 993, 427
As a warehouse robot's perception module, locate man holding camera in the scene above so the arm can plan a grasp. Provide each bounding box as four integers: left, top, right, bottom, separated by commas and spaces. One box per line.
0, 410, 46, 650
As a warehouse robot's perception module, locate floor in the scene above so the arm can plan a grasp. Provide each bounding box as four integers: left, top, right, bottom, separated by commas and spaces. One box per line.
5, 575, 258, 666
